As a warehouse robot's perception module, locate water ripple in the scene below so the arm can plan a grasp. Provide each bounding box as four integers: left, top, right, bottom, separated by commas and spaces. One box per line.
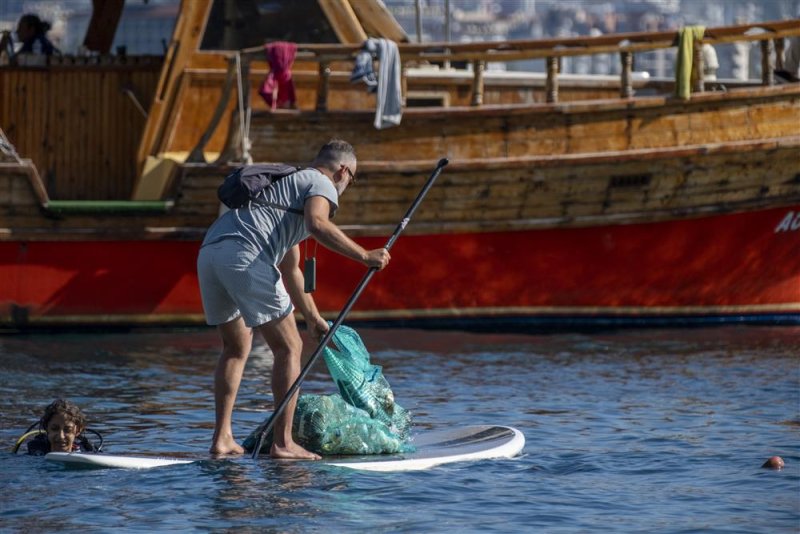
1, 326, 798, 532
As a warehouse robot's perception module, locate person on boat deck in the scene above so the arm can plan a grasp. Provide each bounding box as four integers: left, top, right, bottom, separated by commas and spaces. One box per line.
14, 13, 60, 57
26, 399, 97, 455
197, 139, 390, 459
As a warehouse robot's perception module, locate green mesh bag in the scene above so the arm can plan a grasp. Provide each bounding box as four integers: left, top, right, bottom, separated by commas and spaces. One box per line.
294, 394, 411, 455
242, 393, 411, 455
242, 325, 413, 455
323, 324, 412, 439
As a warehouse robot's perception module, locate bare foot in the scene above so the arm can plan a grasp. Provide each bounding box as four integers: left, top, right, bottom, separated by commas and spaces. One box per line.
209, 435, 244, 455
270, 441, 321, 460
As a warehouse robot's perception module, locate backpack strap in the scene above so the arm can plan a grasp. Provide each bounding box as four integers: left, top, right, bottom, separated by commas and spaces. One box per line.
247, 166, 305, 214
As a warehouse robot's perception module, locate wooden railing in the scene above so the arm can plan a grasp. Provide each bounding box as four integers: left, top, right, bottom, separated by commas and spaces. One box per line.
186, 19, 800, 165
255, 18, 800, 105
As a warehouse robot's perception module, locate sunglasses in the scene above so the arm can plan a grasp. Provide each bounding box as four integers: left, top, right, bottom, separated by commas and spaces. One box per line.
341, 165, 356, 184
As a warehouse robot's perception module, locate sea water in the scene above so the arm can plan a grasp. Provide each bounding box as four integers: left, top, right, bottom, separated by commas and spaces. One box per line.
0, 326, 797, 532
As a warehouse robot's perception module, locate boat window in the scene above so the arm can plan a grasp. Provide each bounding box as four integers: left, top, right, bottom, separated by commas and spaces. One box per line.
200, 0, 339, 50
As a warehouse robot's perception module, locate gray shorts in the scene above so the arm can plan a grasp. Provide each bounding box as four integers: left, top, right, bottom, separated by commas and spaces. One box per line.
197, 239, 292, 327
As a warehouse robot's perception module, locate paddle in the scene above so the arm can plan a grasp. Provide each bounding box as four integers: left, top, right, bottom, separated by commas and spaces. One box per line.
250, 157, 449, 458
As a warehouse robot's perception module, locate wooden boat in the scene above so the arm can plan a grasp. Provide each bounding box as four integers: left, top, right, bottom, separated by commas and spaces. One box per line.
1, 0, 798, 329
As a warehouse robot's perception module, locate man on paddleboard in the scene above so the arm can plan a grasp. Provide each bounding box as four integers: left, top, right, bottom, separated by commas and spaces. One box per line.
197, 139, 390, 459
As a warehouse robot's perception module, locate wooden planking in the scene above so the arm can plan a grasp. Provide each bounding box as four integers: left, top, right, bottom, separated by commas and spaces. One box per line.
171, 165, 229, 214
162, 64, 623, 154
0, 171, 30, 207
246, 88, 800, 163
0, 62, 161, 200
1, 138, 797, 239
348, 0, 408, 42
316, 0, 367, 44
330, 142, 800, 228
2, 14, 798, 243
0, 165, 49, 225
164, 72, 238, 156
36, 13, 800, 171
135, 0, 212, 170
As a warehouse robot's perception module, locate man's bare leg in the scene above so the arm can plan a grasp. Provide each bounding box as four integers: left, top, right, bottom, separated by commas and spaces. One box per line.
210, 317, 253, 455
258, 311, 321, 460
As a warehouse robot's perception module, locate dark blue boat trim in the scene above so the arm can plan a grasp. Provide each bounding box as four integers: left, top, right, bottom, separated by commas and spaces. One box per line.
4, 312, 797, 334
344, 313, 800, 332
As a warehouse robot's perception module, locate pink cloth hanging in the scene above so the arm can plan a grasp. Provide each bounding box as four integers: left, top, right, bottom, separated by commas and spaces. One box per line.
259, 41, 297, 110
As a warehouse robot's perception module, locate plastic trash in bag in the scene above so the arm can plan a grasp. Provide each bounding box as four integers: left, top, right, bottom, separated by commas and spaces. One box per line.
294, 394, 411, 455
242, 325, 413, 456
323, 324, 412, 439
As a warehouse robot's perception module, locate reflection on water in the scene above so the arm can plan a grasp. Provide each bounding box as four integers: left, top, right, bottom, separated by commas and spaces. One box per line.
1, 326, 798, 532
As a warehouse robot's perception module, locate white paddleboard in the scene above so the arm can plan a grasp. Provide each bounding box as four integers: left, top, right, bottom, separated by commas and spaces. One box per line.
45, 425, 524, 472
46, 452, 195, 469
325, 425, 525, 472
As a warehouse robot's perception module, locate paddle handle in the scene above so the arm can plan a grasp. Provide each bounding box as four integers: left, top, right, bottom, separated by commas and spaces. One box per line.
250, 158, 449, 458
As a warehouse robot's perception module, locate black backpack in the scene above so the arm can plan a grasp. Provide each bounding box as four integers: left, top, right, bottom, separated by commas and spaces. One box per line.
217, 163, 303, 213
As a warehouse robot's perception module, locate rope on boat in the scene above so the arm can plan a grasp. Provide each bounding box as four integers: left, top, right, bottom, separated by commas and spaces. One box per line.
235, 52, 253, 164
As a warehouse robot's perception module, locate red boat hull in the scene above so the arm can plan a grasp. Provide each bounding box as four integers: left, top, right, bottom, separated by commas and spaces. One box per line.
2, 205, 798, 327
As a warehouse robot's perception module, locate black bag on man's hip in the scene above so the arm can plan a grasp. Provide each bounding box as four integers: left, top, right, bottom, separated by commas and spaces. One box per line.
217, 163, 298, 209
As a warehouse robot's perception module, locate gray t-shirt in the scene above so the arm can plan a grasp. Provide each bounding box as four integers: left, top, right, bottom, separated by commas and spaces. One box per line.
201, 168, 338, 263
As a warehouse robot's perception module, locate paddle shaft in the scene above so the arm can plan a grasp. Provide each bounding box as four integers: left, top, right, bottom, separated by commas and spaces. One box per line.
251, 158, 449, 458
